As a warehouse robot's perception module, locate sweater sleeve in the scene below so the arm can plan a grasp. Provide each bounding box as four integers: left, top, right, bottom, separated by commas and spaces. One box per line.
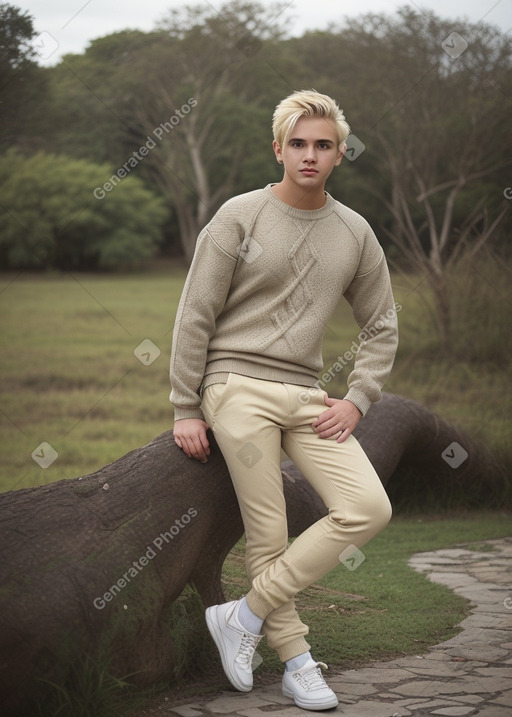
342, 232, 399, 416
169, 221, 239, 421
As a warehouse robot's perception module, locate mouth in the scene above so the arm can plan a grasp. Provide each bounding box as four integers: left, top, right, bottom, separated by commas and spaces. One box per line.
300, 168, 318, 176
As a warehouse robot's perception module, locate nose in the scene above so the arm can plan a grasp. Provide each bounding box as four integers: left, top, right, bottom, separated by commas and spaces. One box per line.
303, 144, 317, 163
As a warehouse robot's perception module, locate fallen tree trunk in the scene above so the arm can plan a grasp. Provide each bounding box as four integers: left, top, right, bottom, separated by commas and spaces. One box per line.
0, 393, 497, 713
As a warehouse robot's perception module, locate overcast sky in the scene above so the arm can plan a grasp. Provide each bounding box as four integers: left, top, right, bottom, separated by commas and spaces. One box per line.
15, 0, 512, 66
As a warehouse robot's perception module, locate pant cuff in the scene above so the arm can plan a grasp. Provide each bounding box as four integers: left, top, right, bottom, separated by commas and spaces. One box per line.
276, 636, 312, 663
245, 588, 274, 620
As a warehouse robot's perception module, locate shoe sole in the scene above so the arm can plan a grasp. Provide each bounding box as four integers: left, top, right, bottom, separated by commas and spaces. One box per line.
205, 606, 252, 693
282, 686, 339, 711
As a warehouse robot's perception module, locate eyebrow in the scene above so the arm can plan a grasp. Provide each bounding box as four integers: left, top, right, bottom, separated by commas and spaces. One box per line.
288, 138, 335, 145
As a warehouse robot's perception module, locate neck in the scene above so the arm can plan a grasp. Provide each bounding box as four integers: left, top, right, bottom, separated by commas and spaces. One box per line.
271, 180, 327, 210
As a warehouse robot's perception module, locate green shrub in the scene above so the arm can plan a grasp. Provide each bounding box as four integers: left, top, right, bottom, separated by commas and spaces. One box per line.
0, 151, 169, 270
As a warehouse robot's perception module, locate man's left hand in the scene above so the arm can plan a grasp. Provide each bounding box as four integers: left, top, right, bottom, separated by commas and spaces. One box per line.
312, 395, 363, 443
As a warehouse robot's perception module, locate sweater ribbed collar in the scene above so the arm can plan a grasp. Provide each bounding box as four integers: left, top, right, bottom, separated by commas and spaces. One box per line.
265, 184, 336, 220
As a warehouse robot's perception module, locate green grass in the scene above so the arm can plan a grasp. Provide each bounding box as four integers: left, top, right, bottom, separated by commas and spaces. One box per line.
1, 267, 510, 714
0, 263, 185, 491
35, 512, 507, 716
220, 512, 512, 675
1, 259, 510, 498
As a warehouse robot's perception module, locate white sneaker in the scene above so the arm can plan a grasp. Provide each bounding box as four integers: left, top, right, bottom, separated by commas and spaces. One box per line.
282, 658, 339, 711
205, 599, 262, 692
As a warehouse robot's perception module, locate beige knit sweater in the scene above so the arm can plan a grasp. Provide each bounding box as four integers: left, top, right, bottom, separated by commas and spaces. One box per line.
170, 185, 398, 421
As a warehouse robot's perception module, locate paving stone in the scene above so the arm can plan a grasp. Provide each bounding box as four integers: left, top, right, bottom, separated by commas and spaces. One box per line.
458, 676, 511, 694
158, 540, 512, 717
338, 667, 414, 683
405, 660, 471, 677
474, 666, 512, 679
338, 700, 411, 716
239, 707, 312, 717
252, 686, 292, 704
169, 707, 204, 717
460, 615, 511, 630
491, 689, 512, 706
443, 695, 485, 705
206, 695, 274, 713
407, 699, 460, 711
441, 629, 511, 646
333, 682, 377, 695
390, 680, 467, 697
391, 697, 431, 707
441, 646, 510, 662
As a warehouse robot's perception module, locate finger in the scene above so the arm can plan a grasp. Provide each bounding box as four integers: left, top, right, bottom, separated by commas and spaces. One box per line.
191, 436, 209, 463
312, 409, 335, 429
313, 415, 339, 432
199, 431, 210, 457
179, 437, 194, 458
337, 427, 353, 443
317, 423, 345, 439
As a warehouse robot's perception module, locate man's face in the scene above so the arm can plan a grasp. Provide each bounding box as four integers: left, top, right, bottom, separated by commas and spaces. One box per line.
273, 116, 344, 191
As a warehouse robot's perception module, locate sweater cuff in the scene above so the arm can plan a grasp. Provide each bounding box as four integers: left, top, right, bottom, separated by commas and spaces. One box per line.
343, 389, 374, 417
173, 406, 205, 422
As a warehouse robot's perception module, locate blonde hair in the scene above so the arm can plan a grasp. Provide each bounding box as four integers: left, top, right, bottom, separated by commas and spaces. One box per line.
272, 89, 350, 149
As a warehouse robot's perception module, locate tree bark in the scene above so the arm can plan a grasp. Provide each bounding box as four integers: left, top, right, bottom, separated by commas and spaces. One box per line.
0, 393, 497, 713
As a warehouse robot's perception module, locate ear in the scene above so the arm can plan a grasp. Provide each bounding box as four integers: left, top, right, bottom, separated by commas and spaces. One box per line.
273, 139, 283, 164
335, 142, 347, 167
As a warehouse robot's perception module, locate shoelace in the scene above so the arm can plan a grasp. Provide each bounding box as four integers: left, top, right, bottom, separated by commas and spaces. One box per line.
236, 632, 262, 668
294, 662, 329, 691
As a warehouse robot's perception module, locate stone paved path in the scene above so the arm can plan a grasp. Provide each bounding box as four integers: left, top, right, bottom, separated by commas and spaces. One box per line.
167, 538, 512, 717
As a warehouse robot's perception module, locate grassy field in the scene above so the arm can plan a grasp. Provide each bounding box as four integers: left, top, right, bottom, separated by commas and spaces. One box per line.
1, 260, 511, 716
1, 258, 510, 503
32, 512, 511, 716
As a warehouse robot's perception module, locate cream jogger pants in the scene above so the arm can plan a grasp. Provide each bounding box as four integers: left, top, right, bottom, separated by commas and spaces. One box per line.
201, 373, 392, 663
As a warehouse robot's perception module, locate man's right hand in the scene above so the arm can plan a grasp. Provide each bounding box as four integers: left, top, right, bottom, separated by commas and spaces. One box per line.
173, 418, 211, 463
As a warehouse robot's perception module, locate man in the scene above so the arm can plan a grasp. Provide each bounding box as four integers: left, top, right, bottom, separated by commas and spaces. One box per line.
170, 89, 398, 711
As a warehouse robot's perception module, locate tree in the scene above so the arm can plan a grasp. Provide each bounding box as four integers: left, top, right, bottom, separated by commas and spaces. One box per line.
0, 152, 169, 270
325, 8, 512, 349
35, 2, 294, 261
0, 393, 502, 715
0, 3, 47, 152
115, 0, 293, 260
